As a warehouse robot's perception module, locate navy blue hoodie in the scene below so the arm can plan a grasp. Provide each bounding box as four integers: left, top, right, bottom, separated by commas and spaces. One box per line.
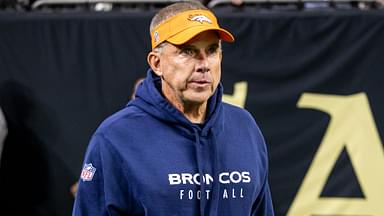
72, 69, 274, 216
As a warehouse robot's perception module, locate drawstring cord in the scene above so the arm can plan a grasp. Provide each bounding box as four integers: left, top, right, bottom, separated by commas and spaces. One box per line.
193, 121, 222, 215
193, 128, 206, 216
210, 128, 220, 215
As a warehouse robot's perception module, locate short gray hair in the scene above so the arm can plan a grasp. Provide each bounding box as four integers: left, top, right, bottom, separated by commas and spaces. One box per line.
150, 1, 219, 52
149, 1, 209, 34
152, 41, 169, 54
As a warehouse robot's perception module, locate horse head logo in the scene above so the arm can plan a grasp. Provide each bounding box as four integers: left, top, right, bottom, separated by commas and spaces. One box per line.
188, 15, 212, 24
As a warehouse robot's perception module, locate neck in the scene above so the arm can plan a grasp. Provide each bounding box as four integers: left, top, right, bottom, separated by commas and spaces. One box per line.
160, 79, 209, 124
167, 98, 207, 124
161, 91, 207, 124
180, 101, 207, 124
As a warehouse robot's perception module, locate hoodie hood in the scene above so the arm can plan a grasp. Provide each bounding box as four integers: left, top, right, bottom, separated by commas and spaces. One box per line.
130, 69, 224, 136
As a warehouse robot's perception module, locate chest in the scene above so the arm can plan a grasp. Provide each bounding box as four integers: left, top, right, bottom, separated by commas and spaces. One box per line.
115, 129, 265, 214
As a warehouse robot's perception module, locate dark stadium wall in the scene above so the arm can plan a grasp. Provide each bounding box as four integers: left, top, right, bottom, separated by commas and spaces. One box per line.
0, 10, 384, 216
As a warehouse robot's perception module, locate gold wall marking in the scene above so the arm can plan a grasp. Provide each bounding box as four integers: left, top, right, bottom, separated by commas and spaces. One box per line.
222, 81, 248, 108
288, 92, 384, 216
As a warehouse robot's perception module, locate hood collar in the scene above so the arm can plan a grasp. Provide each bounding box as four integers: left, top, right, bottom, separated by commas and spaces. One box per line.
130, 69, 224, 135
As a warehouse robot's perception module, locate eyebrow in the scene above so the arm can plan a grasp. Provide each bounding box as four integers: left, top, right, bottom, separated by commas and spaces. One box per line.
178, 44, 195, 49
178, 42, 220, 50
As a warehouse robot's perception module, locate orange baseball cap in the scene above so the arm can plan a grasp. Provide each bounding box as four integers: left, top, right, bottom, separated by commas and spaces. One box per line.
151, 9, 235, 49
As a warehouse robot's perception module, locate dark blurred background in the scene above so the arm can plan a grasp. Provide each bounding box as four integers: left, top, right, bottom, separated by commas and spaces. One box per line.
1, 1, 384, 215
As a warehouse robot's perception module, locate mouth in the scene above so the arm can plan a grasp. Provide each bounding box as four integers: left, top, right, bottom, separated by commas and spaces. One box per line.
188, 79, 211, 88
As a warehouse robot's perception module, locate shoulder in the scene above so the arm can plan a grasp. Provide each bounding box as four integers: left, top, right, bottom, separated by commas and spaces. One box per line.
222, 102, 257, 125
221, 102, 265, 144
84, 105, 150, 154
93, 105, 147, 138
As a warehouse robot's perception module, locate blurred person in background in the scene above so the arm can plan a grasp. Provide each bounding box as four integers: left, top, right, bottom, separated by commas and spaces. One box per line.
0, 82, 51, 215
0, 107, 7, 164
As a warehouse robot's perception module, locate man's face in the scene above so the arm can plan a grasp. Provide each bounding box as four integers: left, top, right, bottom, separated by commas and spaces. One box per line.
157, 31, 222, 107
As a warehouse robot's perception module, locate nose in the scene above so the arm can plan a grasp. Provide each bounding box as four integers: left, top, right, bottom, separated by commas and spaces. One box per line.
195, 50, 209, 73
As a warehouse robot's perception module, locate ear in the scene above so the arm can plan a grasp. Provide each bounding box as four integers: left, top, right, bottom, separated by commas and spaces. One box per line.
147, 51, 162, 76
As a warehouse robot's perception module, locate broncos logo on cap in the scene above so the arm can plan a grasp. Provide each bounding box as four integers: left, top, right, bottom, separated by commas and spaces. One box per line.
188, 15, 212, 24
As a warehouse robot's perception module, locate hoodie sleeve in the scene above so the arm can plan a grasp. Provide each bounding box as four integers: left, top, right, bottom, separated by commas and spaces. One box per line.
72, 133, 133, 216
251, 176, 275, 216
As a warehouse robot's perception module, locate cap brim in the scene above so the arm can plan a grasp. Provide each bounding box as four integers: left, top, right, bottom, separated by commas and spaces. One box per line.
167, 26, 235, 45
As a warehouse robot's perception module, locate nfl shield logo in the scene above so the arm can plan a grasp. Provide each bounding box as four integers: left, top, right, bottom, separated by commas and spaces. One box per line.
81, 163, 96, 182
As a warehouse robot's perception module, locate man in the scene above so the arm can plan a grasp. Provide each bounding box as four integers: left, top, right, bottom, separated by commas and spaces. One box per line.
73, 1, 274, 215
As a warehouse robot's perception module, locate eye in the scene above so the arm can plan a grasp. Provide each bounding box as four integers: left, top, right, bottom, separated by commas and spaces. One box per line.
207, 44, 219, 55
180, 47, 195, 56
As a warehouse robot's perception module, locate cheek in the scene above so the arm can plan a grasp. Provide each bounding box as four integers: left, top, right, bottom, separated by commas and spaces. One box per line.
210, 57, 222, 84
212, 69, 221, 91
161, 57, 192, 86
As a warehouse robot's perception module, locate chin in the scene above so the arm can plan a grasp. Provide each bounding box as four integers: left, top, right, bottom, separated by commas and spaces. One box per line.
184, 92, 212, 104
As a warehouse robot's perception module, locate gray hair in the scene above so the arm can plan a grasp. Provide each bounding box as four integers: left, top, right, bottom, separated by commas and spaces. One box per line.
149, 1, 209, 34
152, 41, 169, 54
150, 1, 222, 53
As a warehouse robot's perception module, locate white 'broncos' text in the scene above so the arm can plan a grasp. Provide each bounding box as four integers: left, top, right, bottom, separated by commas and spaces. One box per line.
168, 171, 251, 200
